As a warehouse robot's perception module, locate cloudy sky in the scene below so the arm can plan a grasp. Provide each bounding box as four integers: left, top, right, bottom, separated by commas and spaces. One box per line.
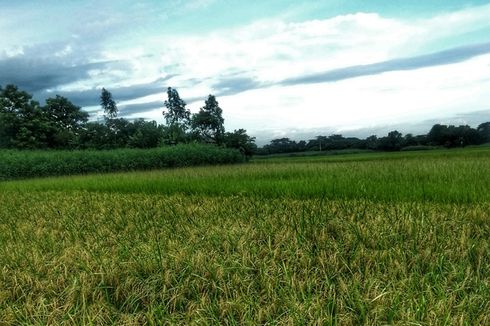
1, 0, 490, 144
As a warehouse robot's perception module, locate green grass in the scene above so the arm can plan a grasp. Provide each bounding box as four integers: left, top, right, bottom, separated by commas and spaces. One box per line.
3, 147, 490, 203
0, 148, 489, 324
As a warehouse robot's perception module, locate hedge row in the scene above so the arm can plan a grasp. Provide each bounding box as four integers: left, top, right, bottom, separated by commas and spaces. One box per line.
0, 144, 245, 180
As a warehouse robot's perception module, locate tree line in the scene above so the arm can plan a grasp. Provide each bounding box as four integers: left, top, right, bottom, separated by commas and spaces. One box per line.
0, 85, 257, 156
2, 83, 488, 156
257, 123, 490, 155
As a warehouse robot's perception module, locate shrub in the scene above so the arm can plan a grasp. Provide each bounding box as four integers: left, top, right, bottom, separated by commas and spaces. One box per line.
0, 144, 244, 180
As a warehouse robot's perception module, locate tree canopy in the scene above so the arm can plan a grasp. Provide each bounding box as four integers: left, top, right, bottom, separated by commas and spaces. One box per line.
0, 84, 256, 154
191, 95, 225, 145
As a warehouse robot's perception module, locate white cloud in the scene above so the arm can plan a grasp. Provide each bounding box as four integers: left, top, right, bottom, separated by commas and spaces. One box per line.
113, 5, 489, 142
212, 54, 490, 140
2, 1, 490, 142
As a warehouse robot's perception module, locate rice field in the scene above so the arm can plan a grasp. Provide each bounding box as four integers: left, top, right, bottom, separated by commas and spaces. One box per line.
0, 148, 489, 324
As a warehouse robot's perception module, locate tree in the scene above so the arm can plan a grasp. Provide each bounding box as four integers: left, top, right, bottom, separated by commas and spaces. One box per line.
477, 122, 490, 143
43, 95, 89, 148
0, 84, 48, 148
378, 130, 403, 151
428, 124, 482, 147
427, 124, 447, 145
265, 138, 299, 153
223, 129, 257, 157
79, 122, 112, 149
128, 119, 164, 148
100, 88, 118, 119
191, 95, 225, 144
163, 87, 191, 144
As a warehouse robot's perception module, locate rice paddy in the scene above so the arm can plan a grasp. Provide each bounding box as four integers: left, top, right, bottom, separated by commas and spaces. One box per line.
0, 148, 489, 324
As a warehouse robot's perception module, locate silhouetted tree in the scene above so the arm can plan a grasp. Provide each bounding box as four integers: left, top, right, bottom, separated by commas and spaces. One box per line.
191, 95, 225, 144
477, 122, 490, 143
100, 88, 118, 119
163, 87, 191, 144
378, 130, 403, 151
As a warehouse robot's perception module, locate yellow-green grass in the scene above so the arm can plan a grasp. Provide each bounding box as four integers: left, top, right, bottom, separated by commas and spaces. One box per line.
0, 148, 489, 324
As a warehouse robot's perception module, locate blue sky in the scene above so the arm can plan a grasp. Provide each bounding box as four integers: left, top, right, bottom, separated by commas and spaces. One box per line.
1, 0, 490, 143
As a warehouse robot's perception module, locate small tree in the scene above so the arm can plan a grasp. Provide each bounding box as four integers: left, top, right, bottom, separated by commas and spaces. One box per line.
163, 87, 191, 144
191, 95, 225, 145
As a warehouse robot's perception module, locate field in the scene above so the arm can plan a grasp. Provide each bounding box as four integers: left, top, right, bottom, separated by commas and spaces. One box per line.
0, 148, 489, 324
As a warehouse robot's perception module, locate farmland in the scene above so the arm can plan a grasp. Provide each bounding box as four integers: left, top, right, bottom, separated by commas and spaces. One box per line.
0, 148, 489, 324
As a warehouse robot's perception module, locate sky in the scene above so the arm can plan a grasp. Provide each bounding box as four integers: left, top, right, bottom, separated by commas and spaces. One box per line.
1, 0, 490, 144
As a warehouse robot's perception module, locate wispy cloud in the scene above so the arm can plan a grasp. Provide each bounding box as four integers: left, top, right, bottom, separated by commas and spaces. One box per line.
39, 77, 174, 107
119, 100, 164, 117
280, 42, 490, 86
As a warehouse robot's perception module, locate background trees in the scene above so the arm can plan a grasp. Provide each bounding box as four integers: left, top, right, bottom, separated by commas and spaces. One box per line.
1, 83, 489, 155
223, 129, 257, 157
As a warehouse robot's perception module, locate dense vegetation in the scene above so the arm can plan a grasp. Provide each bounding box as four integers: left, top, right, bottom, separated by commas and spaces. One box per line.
0, 85, 257, 155
258, 123, 490, 155
0, 144, 244, 180
1, 148, 489, 324
3, 84, 489, 159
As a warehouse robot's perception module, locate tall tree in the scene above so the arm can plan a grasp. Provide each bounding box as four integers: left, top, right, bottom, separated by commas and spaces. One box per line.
163, 87, 191, 144
191, 94, 225, 144
100, 88, 118, 119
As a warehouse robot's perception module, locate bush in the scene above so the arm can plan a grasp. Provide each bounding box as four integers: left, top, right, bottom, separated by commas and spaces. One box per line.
0, 144, 245, 180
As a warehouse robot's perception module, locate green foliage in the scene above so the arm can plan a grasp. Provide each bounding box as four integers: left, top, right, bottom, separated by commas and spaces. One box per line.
0, 84, 47, 149
4, 146, 490, 203
128, 119, 165, 148
223, 128, 257, 157
428, 124, 484, 147
0, 144, 244, 180
0, 149, 488, 324
477, 122, 490, 143
78, 122, 112, 149
100, 88, 118, 119
378, 130, 403, 151
163, 87, 191, 144
191, 94, 225, 144
43, 95, 88, 148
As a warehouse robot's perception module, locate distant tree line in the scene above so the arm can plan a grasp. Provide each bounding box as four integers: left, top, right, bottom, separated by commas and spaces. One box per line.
257, 123, 490, 155
0, 85, 256, 156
